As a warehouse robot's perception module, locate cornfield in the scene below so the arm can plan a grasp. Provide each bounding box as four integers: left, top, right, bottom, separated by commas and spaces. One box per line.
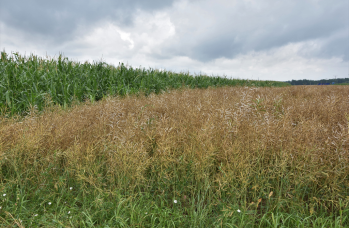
0, 52, 289, 118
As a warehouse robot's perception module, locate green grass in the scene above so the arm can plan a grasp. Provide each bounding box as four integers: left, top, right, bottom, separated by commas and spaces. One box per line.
0, 51, 290, 118
1, 158, 347, 227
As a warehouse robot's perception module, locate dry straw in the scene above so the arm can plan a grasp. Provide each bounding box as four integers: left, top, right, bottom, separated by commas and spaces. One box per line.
0, 85, 348, 212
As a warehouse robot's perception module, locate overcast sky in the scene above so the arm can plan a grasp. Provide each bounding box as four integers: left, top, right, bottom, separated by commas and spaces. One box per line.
0, 0, 348, 81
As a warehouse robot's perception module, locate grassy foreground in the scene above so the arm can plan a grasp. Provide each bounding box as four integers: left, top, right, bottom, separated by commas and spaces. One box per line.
0, 85, 348, 227
0, 52, 289, 118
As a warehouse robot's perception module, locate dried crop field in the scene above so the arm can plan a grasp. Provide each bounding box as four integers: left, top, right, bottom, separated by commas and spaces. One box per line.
0, 85, 348, 226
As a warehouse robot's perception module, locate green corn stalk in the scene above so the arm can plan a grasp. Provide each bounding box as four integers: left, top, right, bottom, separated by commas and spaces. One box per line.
5, 90, 11, 107
0, 52, 290, 118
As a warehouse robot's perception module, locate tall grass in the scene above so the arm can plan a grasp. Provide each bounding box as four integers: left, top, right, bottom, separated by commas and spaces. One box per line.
0, 52, 289, 118
0, 85, 348, 227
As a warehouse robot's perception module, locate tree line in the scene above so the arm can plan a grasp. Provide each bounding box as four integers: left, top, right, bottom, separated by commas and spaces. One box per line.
285, 78, 349, 85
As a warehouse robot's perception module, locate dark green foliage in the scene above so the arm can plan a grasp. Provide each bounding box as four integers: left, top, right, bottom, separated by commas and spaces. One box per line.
286, 78, 349, 85
0, 52, 290, 117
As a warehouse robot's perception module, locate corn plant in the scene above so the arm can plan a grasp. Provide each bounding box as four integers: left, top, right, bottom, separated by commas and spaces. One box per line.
0, 51, 290, 117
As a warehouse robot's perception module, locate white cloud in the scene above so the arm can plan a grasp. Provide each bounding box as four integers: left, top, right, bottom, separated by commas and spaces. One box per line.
132, 11, 176, 55
116, 40, 346, 81
66, 11, 176, 64
118, 30, 134, 49
0, 0, 347, 81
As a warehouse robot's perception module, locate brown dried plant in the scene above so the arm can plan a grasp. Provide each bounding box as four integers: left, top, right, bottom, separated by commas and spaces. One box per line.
0, 85, 348, 213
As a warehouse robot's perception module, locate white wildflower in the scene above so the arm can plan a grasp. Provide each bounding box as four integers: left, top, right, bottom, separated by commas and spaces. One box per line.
174, 200, 177, 204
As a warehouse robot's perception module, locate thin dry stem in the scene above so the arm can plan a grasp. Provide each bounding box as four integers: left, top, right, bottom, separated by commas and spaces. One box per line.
1, 85, 348, 209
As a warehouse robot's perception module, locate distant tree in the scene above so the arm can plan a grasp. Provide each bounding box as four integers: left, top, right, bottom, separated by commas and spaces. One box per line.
286, 78, 349, 85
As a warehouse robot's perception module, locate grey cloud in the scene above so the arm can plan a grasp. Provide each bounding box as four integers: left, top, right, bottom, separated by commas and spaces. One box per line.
317, 32, 349, 61
1, 0, 347, 80
191, 36, 242, 61
0, 0, 175, 43
163, 0, 348, 62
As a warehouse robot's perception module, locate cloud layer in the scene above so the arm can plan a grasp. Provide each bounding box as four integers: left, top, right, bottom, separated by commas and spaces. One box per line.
1, 0, 348, 80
